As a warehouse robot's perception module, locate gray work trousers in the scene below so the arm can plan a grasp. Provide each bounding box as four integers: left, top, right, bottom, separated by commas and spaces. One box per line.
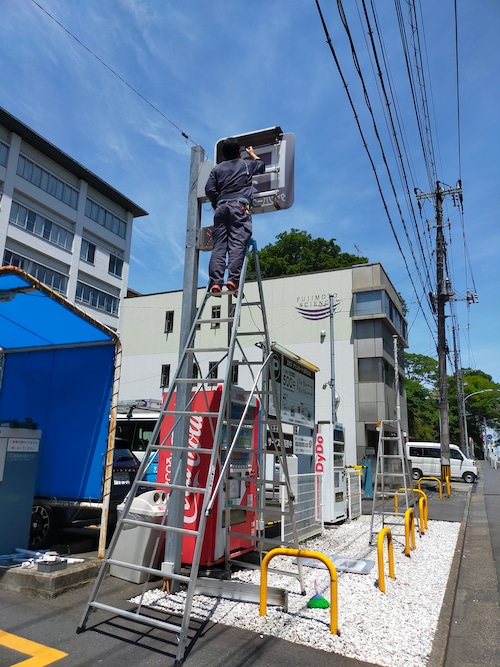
208, 201, 252, 286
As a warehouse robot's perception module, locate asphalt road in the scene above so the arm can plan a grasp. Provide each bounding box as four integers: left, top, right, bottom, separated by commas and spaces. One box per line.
1, 464, 499, 667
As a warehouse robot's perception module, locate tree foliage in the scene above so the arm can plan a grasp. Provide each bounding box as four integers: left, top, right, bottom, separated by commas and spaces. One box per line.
250, 229, 367, 278
404, 353, 500, 452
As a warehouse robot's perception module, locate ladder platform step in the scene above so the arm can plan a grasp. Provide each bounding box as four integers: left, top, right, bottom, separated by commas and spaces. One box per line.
194, 577, 288, 610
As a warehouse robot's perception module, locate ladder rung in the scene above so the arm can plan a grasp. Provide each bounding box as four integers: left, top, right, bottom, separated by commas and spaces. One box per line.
196, 317, 235, 324
226, 504, 258, 513
236, 330, 265, 337
185, 346, 229, 353
119, 518, 200, 538
147, 444, 214, 454
380, 454, 406, 459
161, 482, 208, 494
88, 601, 183, 635
162, 410, 221, 418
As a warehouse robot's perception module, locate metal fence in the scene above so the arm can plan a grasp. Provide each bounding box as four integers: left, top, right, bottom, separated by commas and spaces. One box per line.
280, 472, 323, 543
346, 468, 363, 519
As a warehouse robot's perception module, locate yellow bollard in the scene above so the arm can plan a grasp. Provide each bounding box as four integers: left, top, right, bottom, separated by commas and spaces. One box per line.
394, 488, 428, 533
377, 527, 395, 593
404, 508, 416, 556
260, 547, 339, 635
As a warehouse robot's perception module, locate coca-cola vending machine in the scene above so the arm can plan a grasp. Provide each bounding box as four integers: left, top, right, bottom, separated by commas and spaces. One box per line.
158, 385, 259, 567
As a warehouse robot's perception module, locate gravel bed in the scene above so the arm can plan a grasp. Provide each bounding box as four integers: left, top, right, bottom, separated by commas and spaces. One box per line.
131, 515, 460, 667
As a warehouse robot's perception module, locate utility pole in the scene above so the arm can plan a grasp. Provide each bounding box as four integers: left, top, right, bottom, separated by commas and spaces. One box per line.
415, 180, 462, 482
164, 144, 205, 586
452, 324, 467, 455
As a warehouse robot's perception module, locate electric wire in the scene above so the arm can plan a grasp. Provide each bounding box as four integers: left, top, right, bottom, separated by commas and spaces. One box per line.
30, 0, 196, 147
360, 0, 435, 303
315, 0, 436, 340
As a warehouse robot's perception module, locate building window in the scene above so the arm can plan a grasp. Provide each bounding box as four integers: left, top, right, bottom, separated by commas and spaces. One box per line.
355, 289, 407, 340
17, 155, 78, 209
85, 198, 126, 239
3, 249, 68, 294
208, 361, 218, 382
160, 364, 171, 388
164, 310, 174, 333
192, 363, 199, 379
211, 304, 221, 329
9, 201, 74, 251
80, 239, 96, 264
109, 254, 123, 278
354, 290, 383, 316
0, 141, 8, 167
75, 281, 119, 315
358, 358, 380, 383
231, 363, 239, 384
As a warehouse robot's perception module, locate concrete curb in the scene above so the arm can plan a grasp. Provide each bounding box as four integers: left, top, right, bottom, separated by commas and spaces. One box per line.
427, 485, 471, 667
0, 556, 102, 599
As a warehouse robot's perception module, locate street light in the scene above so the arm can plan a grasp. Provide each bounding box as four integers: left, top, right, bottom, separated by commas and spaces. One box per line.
463, 389, 493, 458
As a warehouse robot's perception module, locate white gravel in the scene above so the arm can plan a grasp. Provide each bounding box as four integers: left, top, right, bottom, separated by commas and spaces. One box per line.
131, 515, 460, 667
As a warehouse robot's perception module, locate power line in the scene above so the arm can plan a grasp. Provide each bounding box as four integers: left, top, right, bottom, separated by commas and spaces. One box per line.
30, 0, 197, 147
314, 0, 436, 342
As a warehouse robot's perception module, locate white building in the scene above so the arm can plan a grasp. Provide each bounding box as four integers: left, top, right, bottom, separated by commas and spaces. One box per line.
0, 107, 147, 329
118, 262, 409, 464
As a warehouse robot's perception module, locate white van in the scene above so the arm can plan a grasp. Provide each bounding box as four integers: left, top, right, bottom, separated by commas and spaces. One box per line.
406, 442, 478, 484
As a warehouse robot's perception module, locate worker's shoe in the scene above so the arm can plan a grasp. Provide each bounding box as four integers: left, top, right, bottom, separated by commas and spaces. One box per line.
225, 280, 238, 292
211, 284, 222, 294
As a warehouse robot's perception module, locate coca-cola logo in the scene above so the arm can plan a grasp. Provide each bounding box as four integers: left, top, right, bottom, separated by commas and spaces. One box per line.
184, 415, 204, 525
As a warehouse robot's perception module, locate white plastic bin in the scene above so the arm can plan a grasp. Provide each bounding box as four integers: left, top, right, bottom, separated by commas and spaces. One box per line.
109, 490, 167, 583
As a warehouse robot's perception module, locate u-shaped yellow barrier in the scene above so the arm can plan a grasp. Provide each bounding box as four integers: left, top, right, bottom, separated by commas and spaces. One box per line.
394, 488, 428, 533
260, 547, 339, 635
404, 508, 416, 556
417, 476, 445, 499
377, 527, 395, 593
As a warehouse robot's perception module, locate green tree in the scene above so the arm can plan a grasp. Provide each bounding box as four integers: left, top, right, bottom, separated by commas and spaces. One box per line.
405, 377, 440, 441
404, 353, 440, 440
448, 370, 500, 452
249, 229, 367, 278
405, 353, 438, 388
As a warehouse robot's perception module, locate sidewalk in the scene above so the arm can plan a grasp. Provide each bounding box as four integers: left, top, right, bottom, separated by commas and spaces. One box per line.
441, 460, 500, 666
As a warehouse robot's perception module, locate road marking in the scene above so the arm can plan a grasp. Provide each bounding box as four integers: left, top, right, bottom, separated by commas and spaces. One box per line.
0, 630, 67, 666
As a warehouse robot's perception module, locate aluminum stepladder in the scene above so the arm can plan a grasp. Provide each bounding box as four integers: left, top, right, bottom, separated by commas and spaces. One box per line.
368, 418, 419, 546
78, 239, 304, 665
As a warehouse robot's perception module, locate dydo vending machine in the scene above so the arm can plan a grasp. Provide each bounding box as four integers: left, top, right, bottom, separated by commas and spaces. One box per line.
158, 385, 259, 567
315, 422, 346, 523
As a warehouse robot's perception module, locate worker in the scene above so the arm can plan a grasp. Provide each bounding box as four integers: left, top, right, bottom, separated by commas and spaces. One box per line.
205, 138, 265, 293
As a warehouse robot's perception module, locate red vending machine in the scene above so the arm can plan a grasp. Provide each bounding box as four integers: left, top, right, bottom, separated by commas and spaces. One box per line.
158, 385, 259, 567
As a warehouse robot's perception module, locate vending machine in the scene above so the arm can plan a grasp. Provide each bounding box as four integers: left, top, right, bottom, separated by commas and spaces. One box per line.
315, 422, 346, 523
158, 385, 259, 567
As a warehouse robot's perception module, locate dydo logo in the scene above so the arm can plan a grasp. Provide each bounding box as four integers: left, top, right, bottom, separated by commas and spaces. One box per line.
315, 433, 327, 473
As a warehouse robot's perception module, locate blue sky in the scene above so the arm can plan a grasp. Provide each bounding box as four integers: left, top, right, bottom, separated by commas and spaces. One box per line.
1, 0, 499, 383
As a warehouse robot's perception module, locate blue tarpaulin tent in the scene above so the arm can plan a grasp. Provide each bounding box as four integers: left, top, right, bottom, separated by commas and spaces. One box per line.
0, 266, 119, 554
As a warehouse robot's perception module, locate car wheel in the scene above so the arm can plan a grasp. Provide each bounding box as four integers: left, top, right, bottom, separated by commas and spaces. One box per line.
412, 468, 422, 481
29, 503, 60, 550
463, 471, 476, 484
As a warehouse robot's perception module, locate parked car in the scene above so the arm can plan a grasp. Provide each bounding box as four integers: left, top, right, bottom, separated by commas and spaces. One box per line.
29, 443, 140, 550
406, 441, 478, 484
